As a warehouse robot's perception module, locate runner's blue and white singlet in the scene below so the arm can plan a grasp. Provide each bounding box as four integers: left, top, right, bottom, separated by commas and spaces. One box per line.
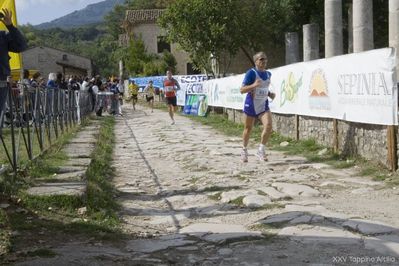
242, 68, 272, 117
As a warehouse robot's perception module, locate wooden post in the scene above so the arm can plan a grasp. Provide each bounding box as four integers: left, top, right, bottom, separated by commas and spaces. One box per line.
333, 119, 339, 153
295, 115, 299, 140
387, 125, 397, 171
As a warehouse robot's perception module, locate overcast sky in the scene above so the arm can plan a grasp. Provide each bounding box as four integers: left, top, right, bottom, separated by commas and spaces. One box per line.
15, 0, 105, 25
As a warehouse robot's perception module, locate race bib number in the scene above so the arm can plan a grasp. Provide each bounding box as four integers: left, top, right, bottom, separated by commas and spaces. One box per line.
254, 80, 270, 100
164, 86, 174, 92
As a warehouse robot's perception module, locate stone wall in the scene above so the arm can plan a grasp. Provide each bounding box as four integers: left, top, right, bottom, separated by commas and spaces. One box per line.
220, 107, 394, 168
22, 46, 92, 80
131, 23, 190, 75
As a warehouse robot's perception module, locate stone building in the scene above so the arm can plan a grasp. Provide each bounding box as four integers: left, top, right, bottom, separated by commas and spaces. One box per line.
120, 9, 252, 76
22, 46, 93, 80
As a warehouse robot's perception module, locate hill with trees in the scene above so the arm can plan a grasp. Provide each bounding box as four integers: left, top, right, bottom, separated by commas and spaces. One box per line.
35, 0, 125, 29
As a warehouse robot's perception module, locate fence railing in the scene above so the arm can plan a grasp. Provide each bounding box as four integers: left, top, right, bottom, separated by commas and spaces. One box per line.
0, 84, 93, 175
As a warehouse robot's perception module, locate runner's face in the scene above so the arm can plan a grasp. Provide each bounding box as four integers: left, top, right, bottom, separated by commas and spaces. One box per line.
255, 56, 267, 69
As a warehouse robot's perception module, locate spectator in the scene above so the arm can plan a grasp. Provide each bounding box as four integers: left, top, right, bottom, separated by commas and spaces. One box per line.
0, 8, 27, 124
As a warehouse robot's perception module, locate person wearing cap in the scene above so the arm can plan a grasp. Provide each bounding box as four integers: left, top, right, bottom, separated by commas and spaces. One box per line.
0, 8, 27, 124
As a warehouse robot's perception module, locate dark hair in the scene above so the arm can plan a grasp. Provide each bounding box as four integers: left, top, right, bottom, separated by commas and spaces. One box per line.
23, 69, 29, 79
56, 72, 63, 81
32, 72, 41, 79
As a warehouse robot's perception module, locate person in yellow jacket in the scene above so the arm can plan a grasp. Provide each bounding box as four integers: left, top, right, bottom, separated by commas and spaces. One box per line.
144, 80, 155, 113
128, 80, 139, 110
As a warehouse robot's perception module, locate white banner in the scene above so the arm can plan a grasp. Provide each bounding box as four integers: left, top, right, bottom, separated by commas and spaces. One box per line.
203, 48, 398, 126
175, 75, 208, 106
204, 74, 245, 109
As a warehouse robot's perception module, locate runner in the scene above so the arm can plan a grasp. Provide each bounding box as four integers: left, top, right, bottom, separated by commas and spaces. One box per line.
144, 80, 155, 113
240, 51, 275, 162
128, 80, 139, 110
163, 70, 180, 125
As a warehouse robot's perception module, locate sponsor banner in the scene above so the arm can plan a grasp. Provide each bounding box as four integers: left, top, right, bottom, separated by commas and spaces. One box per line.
202, 48, 398, 125
183, 94, 208, 117
129, 75, 208, 106
269, 48, 397, 125
129, 76, 164, 93
204, 74, 245, 109
176, 75, 208, 106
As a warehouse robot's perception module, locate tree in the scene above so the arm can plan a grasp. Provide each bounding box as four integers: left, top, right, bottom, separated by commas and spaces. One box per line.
125, 37, 148, 75
162, 50, 177, 73
158, 0, 328, 72
159, 0, 245, 76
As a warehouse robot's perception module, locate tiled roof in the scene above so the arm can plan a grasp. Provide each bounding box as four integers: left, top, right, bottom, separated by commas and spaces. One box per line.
125, 9, 164, 25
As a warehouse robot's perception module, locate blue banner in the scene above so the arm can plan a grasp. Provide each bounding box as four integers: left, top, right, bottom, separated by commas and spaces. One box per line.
129, 76, 164, 93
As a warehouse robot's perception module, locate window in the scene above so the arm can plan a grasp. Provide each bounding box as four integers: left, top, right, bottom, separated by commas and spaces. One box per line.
157, 36, 171, 53
187, 63, 201, 75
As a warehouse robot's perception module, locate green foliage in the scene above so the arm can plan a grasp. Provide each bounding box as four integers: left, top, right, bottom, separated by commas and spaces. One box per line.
0, 209, 11, 256
125, 37, 148, 75
125, 0, 175, 9
20, 24, 119, 77
25, 249, 57, 258
124, 36, 177, 76
104, 4, 127, 39
162, 50, 177, 73
20, 194, 84, 213
86, 117, 119, 222
159, 0, 244, 75
158, 0, 324, 73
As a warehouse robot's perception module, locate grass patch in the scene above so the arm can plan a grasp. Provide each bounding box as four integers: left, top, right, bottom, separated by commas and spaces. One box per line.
230, 196, 245, 206
25, 248, 57, 258
258, 203, 285, 210
85, 116, 120, 229
236, 175, 248, 181
20, 194, 84, 214
189, 176, 201, 184
0, 119, 90, 174
27, 152, 69, 179
189, 113, 247, 137
208, 192, 222, 201
0, 209, 11, 256
0, 116, 122, 262
257, 190, 267, 196
249, 224, 278, 239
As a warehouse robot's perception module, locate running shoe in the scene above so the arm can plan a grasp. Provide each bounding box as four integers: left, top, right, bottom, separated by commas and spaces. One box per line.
241, 148, 248, 163
256, 148, 268, 161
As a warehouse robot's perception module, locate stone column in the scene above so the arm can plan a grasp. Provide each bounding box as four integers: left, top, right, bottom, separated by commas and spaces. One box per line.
353, 0, 374, 52
303, 24, 320, 61
348, 5, 353, 53
389, 0, 399, 78
285, 32, 300, 64
325, 0, 343, 57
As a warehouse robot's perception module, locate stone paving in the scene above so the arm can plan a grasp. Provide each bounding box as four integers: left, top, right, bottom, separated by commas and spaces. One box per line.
110, 105, 399, 265
18, 105, 399, 265
25, 122, 99, 197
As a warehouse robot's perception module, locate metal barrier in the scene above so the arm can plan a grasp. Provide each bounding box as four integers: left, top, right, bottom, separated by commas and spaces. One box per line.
0, 83, 93, 175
